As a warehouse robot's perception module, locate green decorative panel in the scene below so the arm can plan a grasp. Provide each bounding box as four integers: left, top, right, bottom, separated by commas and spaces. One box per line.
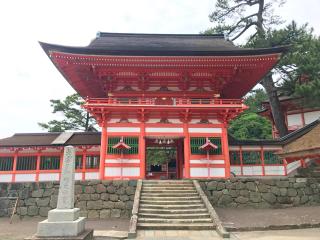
75, 155, 83, 169
40, 156, 60, 170
0, 157, 14, 171
230, 151, 241, 165
86, 155, 100, 169
16, 156, 37, 170
264, 151, 282, 164
190, 137, 222, 155
107, 137, 139, 155
242, 151, 261, 165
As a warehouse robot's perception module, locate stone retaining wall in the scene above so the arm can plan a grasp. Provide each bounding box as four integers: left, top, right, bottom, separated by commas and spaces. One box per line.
200, 177, 320, 208
0, 180, 136, 218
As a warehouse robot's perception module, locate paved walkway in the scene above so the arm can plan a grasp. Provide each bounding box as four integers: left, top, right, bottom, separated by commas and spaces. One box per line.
1, 206, 320, 239
136, 229, 320, 239
216, 206, 320, 231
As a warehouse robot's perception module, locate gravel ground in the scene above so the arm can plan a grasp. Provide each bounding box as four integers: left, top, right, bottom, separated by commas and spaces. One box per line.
216, 206, 320, 231
0, 216, 129, 240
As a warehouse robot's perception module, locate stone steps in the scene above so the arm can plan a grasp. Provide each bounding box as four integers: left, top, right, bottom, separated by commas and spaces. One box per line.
137, 223, 215, 230
140, 196, 201, 201
140, 192, 199, 197
139, 208, 208, 214
143, 180, 191, 184
142, 186, 195, 190
141, 190, 197, 194
140, 203, 204, 209
138, 218, 213, 223
137, 180, 215, 230
138, 212, 211, 219
140, 199, 203, 205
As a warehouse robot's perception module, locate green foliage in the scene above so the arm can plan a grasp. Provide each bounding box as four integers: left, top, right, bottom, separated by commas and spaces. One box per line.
228, 89, 272, 140
146, 148, 176, 166
248, 21, 320, 107
228, 112, 272, 140
38, 93, 97, 132
244, 89, 268, 112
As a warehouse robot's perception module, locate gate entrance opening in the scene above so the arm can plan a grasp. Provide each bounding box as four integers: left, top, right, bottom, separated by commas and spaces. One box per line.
145, 137, 184, 179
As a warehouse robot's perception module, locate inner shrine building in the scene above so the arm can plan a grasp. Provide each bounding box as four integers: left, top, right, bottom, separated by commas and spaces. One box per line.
0, 33, 290, 182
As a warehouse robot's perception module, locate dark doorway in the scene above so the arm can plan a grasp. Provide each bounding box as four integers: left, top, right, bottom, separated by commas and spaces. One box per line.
145, 137, 184, 179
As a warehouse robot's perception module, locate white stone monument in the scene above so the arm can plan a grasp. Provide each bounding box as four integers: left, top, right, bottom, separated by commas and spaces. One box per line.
36, 146, 88, 238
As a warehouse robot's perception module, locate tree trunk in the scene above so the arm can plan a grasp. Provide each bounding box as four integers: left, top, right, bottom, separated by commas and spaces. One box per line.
261, 75, 288, 137
85, 112, 90, 131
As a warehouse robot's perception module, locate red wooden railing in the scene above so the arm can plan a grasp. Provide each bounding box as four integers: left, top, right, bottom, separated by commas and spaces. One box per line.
85, 97, 244, 106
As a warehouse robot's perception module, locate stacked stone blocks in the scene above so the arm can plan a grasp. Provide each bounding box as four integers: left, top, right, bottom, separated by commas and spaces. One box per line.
0, 180, 136, 218
200, 177, 320, 208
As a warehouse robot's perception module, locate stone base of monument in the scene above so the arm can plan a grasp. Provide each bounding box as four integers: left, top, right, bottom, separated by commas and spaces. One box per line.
25, 208, 93, 240
25, 229, 93, 240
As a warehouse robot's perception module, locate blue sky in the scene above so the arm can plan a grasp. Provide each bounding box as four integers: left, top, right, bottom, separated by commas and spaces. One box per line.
0, 0, 319, 138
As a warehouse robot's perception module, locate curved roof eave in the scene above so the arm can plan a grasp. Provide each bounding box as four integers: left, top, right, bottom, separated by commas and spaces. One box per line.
39, 41, 288, 57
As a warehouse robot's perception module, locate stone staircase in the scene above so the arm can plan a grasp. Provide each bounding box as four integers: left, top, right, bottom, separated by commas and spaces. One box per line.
137, 180, 216, 230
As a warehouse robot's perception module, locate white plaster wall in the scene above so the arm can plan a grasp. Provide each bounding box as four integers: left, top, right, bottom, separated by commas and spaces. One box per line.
190, 159, 224, 164
190, 168, 208, 177
304, 111, 320, 124
15, 174, 36, 182
75, 173, 83, 181
230, 166, 242, 176
287, 113, 302, 127
0, 174, 12, 182
105, 167, 121, 176
107, 127, 140, 133
122, 167, 140, 177
38, 173, 59, 181
210, 168, 225, 177
188, 128, 222, 133
105, 159, 140, 164
242, 166, 263, 175
145, 127, 183, 133
264, 166, 285, 175
85, 172, 99, 180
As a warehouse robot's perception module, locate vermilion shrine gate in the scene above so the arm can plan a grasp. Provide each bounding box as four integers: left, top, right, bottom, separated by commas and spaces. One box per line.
1, 33, 303, 182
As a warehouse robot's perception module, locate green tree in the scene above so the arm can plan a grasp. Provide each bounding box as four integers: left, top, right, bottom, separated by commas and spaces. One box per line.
248, 21, 320, 107
38, 93, 97, 132
244, 89, 268, 112
228, 89, 272, 140
207, 0, 289, 137
228, 112, 272, 140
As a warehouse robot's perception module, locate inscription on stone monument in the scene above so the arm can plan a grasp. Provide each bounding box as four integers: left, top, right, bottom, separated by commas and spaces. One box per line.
57, 146, 75, 209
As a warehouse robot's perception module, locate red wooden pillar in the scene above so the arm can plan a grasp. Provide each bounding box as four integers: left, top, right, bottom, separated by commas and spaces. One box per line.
139, 122, 146, 179
239, 146, 243, 176
99, 123, 107, 180
82, 149, 87, 181
12, 150, 18, 182
283, 158, 288, 176
35, 150, 41, 182
59, 149, 64, 181
261, 146, 265, 176
183, 122, 190, 178
300, 158, 306, 168
222, 124, 230, 178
